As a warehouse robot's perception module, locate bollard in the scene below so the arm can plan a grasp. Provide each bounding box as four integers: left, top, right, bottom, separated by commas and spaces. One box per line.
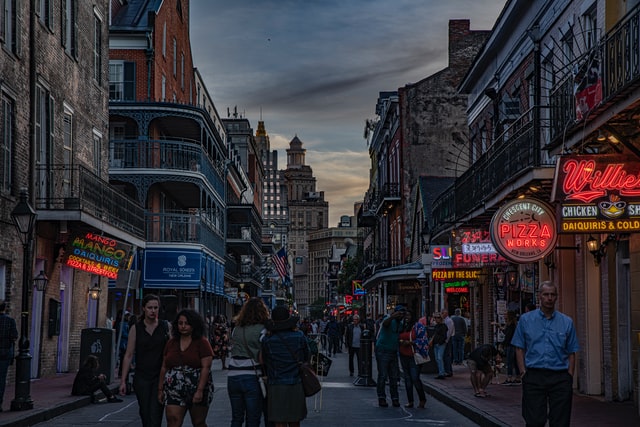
353, 329, 376, 386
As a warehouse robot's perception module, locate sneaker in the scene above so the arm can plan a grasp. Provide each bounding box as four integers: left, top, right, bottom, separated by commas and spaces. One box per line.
107, 397, 123, 403
418, 400, 426, 409
445, 373, 453, 377
501, 380, 513, 385
435, 375, 446, 379
392, 400, 400, 407
378, 398, 388, 407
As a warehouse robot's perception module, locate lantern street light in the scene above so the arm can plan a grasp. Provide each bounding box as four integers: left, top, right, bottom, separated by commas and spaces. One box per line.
10, 189, 38, 411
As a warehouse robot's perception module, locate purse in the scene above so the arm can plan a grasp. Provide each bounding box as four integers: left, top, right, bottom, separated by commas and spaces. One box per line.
240, 329, 267, 398
276, 333, 321, 397
410, 329, 430, 365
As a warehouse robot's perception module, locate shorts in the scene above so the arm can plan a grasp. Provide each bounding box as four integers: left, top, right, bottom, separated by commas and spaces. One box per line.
467, 359, 492, 374
162, 366, 214, 407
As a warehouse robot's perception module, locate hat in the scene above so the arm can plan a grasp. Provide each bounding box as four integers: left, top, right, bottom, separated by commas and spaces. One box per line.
267, 306, 299, 331
394, 305, 406, 313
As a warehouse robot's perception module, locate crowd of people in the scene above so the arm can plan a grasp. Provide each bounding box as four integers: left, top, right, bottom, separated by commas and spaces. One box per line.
69, 280, 578, 427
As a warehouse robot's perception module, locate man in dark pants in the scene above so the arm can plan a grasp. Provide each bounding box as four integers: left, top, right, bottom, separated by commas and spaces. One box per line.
512, 281, 579, 427
0, 300, 17, 411
345, 314, 365, 376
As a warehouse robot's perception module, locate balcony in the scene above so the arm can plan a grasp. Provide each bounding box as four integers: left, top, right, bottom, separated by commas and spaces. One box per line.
432, 107, 554, 231
110, 139, 225, 195
376, 183, 401, 215
145, 211, 224, 254
35, 164, 145, 240
549, 4, 640, 145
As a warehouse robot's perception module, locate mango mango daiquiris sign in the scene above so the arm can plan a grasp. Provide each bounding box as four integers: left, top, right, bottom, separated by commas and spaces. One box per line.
64, 232, 133, 279
490, 198, 557, 264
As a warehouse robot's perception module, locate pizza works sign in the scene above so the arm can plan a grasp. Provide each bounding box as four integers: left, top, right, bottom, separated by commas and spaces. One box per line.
552, 154, 640, 233
490, 198, 557, 264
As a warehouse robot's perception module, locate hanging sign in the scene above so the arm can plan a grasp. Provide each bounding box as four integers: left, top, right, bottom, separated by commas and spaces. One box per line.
490, 198, 557, 263
451, 228, 509, 268
552, 154, 640, 233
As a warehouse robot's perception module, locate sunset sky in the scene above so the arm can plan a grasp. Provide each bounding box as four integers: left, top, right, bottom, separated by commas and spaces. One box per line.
190, 0, 507, 225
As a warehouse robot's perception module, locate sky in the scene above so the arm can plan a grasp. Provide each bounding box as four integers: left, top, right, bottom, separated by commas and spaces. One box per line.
190, 0, 507, 226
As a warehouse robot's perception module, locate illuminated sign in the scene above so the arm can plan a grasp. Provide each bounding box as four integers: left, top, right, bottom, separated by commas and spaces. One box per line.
64, 232, 132, 279
352, 280, 365, 295
432, 269, 481, 281
431, 246, 452, 268
490, 198, 557, 263
445, 286, 469, 294
552, 155, 640, 233
451, 228, 508, 268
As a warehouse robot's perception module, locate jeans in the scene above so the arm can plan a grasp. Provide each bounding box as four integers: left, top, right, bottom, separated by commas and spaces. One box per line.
0, 356, 11, 405
451, 335, 466, 364
444, 339, 453, 374
399, 354, 426, 404
348, 346, 360, 375
434, 343, 446, 376
328, 335, 340, 355
375, 348, 400, 401
133, 375, 164, 427
505, 345, 520, 377
228, 374, 263, 427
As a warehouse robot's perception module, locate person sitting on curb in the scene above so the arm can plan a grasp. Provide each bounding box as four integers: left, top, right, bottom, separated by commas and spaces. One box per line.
72, 355, 122, 403
467, 343, 501, 398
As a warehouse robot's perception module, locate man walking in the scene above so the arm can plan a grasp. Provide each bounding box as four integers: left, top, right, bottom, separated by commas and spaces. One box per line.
345, 314, 365, 376
375, 306, 405, 407
450, 308, 467, 364
512, 281, 579, 427
0, 300, 17, 411
441, 309, 454, 376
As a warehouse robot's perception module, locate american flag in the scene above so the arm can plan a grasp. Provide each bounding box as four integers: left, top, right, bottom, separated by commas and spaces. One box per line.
272, 248, 290, 282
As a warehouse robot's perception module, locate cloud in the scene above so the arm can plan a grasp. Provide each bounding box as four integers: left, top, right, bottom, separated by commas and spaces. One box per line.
190, 0, 507, 224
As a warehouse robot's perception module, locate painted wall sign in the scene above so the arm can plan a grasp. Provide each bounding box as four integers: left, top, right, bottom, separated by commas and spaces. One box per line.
451, 228, 508, 268
64, 232, 133, 279
490, 198, 557, 263
552, 154, 640, 232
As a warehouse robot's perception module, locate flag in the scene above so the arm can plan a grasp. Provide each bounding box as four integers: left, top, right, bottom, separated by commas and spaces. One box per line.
272, 248, 290, 282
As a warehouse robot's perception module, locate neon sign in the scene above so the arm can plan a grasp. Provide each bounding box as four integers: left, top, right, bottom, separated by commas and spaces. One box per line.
490, 198, 557, 263
552, 155, 640, 232
64, 232, 132, 279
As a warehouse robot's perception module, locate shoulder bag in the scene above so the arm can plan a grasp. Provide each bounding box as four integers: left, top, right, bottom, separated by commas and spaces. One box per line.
276, 333, 321, 397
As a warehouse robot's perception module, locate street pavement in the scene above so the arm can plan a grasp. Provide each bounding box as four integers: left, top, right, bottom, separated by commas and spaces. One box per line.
0, 345, 638, 426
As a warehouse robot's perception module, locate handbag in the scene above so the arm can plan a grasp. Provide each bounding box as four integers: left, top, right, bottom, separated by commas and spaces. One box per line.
240, 329, 267, 398
410, 329, 429, 365
276, 333, 322, 397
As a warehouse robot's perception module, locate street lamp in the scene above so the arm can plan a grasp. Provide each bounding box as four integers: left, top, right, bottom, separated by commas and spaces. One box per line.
10, 189, 37, 411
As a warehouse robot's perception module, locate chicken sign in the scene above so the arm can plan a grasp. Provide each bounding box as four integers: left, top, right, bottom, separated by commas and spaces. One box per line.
490, 198, 557, 263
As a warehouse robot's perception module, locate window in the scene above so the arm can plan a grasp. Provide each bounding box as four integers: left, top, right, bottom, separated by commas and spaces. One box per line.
37, 0, 54, 29
162, 22, 166, 57
93, 13, 102, 83
181, 53, 185, 90
62, 104, 73, 196
0, 261, 6, 299
35, 84, 54, 199
109, 61, 135, 100
62, 0, 78, 58
1, 93, 14, 194
93, 130, 102, 176
2, 0, 21, 55
173, 38, 177, 76
582, 7, 597, 51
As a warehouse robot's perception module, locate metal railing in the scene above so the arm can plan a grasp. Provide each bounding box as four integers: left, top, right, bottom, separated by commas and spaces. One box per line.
34, 164, 145, 239
145, 211, 224, 254
110, 139, 225, 195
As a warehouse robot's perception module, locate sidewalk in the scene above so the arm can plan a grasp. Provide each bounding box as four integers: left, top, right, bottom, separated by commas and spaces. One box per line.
0, 353, 638, 426
420, 362, 640, 426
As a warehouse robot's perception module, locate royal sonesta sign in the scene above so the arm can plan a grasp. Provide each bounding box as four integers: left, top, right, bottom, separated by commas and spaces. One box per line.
552, 154, 640, 233
64, 232, 133, 279
490, 198, 557, 263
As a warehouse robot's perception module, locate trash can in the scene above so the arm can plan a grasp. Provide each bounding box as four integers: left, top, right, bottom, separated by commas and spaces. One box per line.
80, 328, 115, 383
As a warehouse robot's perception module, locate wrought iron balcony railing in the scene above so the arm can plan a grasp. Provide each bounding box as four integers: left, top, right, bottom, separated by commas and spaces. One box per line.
145, 211, 224, 254
35, 164, 145, 239
110, 139, 225, 196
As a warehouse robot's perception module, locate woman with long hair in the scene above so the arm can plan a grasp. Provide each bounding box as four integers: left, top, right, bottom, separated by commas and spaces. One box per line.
228, 298, 270, 427
159, 309, 214, 427
398, 311, 427, 408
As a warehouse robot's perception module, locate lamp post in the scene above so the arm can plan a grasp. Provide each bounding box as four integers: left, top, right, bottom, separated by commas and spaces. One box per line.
10, 189, 37, 411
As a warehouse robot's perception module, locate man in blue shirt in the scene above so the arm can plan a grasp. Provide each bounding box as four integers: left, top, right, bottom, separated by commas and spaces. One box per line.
512, 281, 579, 427
374, 305, 406, 407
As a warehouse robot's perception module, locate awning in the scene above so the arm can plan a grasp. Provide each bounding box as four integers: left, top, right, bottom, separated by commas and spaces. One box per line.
362, 261, 424, 289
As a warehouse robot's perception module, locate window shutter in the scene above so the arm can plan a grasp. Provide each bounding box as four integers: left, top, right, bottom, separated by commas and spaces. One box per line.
61, 0, 67, 48
124, 62, 135, 100
13, 0, 21, 57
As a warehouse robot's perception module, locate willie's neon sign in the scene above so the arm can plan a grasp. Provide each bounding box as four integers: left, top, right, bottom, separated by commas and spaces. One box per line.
559, 157, 640, 203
